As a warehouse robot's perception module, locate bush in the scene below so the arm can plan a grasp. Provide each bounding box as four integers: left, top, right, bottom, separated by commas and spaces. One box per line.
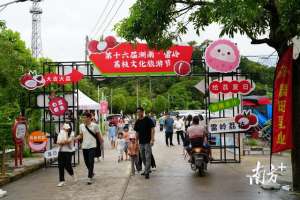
23, 148, 32, 158
0, 123, 14, 150
244, 138, 259, 146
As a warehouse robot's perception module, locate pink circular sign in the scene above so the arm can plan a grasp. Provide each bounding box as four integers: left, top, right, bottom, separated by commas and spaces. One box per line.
49, 97, 68, 116
205, 39, 240, 73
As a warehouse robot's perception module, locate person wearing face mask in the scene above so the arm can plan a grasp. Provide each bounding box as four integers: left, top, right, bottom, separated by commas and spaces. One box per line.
56, 122, 76, 187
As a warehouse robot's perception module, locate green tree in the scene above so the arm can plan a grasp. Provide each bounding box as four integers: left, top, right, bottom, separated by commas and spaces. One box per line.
125, 96, 137, 114
153, 95, 168, 114
78, 79, 98, 101
140, 97, 152, 113
112, 94, 127, 113
116, 0, 300, 190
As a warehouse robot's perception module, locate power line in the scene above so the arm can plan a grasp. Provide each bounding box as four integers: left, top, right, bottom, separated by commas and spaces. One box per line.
99, 0, 125, 36
0, 5, 8, 13
94, 0, 118, 38
89, 0, 111, 38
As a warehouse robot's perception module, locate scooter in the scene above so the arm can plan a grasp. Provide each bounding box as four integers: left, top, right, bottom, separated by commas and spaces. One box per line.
190, 147, 209, 176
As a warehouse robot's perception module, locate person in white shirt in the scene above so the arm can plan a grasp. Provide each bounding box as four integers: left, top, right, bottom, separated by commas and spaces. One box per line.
116, 132, 126, 162
76, 112, 103, 185
56, 123, 76, 187
174, 115, 185, 145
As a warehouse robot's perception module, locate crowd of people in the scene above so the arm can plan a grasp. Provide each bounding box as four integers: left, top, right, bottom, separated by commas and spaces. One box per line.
55, 107, 157, 187
55, 109, 210, 187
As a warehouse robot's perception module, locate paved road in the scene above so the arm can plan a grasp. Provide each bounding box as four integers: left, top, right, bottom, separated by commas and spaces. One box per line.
2, 127, 299, 200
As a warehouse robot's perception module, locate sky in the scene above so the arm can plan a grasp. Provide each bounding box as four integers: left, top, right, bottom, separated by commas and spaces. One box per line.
0, 0, 277, 64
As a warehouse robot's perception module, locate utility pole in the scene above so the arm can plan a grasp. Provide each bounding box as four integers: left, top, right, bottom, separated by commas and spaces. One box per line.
110, 88, 113, 114
149, 78, 152, 100
30, 0, 43, 58
85, 35, 89, 62
97, 85, 100, 102
136, 80, 139, 108
167, 93, 170, 111
0, 0, 30, 11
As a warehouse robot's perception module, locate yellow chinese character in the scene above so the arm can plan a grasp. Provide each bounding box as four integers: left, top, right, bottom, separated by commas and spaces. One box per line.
279, 84, 288, 97
278, 116, 286, 129
277, 131, 286, 145
278, 100, 286, 113
277, 65, 288, 79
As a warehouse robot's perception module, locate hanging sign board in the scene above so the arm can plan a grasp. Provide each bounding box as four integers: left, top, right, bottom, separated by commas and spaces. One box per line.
209, 118, 240, 133
12, 116, 27, 144
44, 148, 59, 159
20, 72, 45, 90
209, 98, 240, 112
49, 97, 68, 116
20, 69, 83, 90
205, 39, 240, 73
209, 80, 255, 95
209, 110, 257, 133
89, 42, 193, 77
44, 69, 83, 85
100, 100, 108, 114
272, 47, 293, 153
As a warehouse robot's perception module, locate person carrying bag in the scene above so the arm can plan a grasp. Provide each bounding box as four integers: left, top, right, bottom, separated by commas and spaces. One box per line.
76, 112, 103, 185
85, 125, 102, 161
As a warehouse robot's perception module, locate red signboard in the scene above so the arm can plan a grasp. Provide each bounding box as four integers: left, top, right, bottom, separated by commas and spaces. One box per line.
89, 42, 193, 77
272, 47, 293, 153
209, 80, 254, 95
49, 97, 68, 116
44, 68, 83, 85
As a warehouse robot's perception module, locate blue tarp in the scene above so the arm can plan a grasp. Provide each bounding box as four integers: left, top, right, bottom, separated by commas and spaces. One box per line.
266, 104, 272, 120
253, 109, 268, 127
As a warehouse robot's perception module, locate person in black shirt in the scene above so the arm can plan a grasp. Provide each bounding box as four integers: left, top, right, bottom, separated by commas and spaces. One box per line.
134, 107, 155, 179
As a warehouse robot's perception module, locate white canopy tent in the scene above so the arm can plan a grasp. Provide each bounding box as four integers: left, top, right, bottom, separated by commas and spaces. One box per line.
37, 89, 100, 110
37, 90, 100, 122
76, 90, 100, 110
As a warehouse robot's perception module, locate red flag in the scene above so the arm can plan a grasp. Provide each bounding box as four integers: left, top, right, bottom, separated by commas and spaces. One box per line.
272, 47, 293, 153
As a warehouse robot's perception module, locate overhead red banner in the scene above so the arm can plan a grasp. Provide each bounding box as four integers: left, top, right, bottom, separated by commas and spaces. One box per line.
272, 47, 293, 153
89, 42, 193, 77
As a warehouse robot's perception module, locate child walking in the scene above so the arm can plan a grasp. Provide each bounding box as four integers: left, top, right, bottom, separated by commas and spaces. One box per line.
116, 132, 126, 162
128, 133, 141, 175
123, 126, 130, 160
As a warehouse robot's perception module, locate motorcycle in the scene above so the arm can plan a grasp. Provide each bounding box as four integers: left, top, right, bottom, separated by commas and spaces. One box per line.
190, 147, 209, 176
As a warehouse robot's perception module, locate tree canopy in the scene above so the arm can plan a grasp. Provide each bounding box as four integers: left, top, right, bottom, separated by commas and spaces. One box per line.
115, 0, 300, 54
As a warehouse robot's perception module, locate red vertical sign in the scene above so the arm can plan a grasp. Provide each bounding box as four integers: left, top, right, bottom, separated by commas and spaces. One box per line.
272, 47, 293, 153
100, 100, 108, 114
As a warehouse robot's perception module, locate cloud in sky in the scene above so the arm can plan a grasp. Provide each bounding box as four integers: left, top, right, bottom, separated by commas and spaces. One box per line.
0, 0, 276, 61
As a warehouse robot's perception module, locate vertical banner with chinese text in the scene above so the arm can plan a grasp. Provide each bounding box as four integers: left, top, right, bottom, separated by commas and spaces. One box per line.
272, 47, 293, 153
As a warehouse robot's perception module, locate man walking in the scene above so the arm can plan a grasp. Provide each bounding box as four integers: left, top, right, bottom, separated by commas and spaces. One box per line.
174, 115, 185, 145
134, 107, 155, 179
164, 113, 174, 146
77, 112, 103, 185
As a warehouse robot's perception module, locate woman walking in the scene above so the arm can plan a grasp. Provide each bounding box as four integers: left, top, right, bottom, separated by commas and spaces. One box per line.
56, 123, 76, 187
